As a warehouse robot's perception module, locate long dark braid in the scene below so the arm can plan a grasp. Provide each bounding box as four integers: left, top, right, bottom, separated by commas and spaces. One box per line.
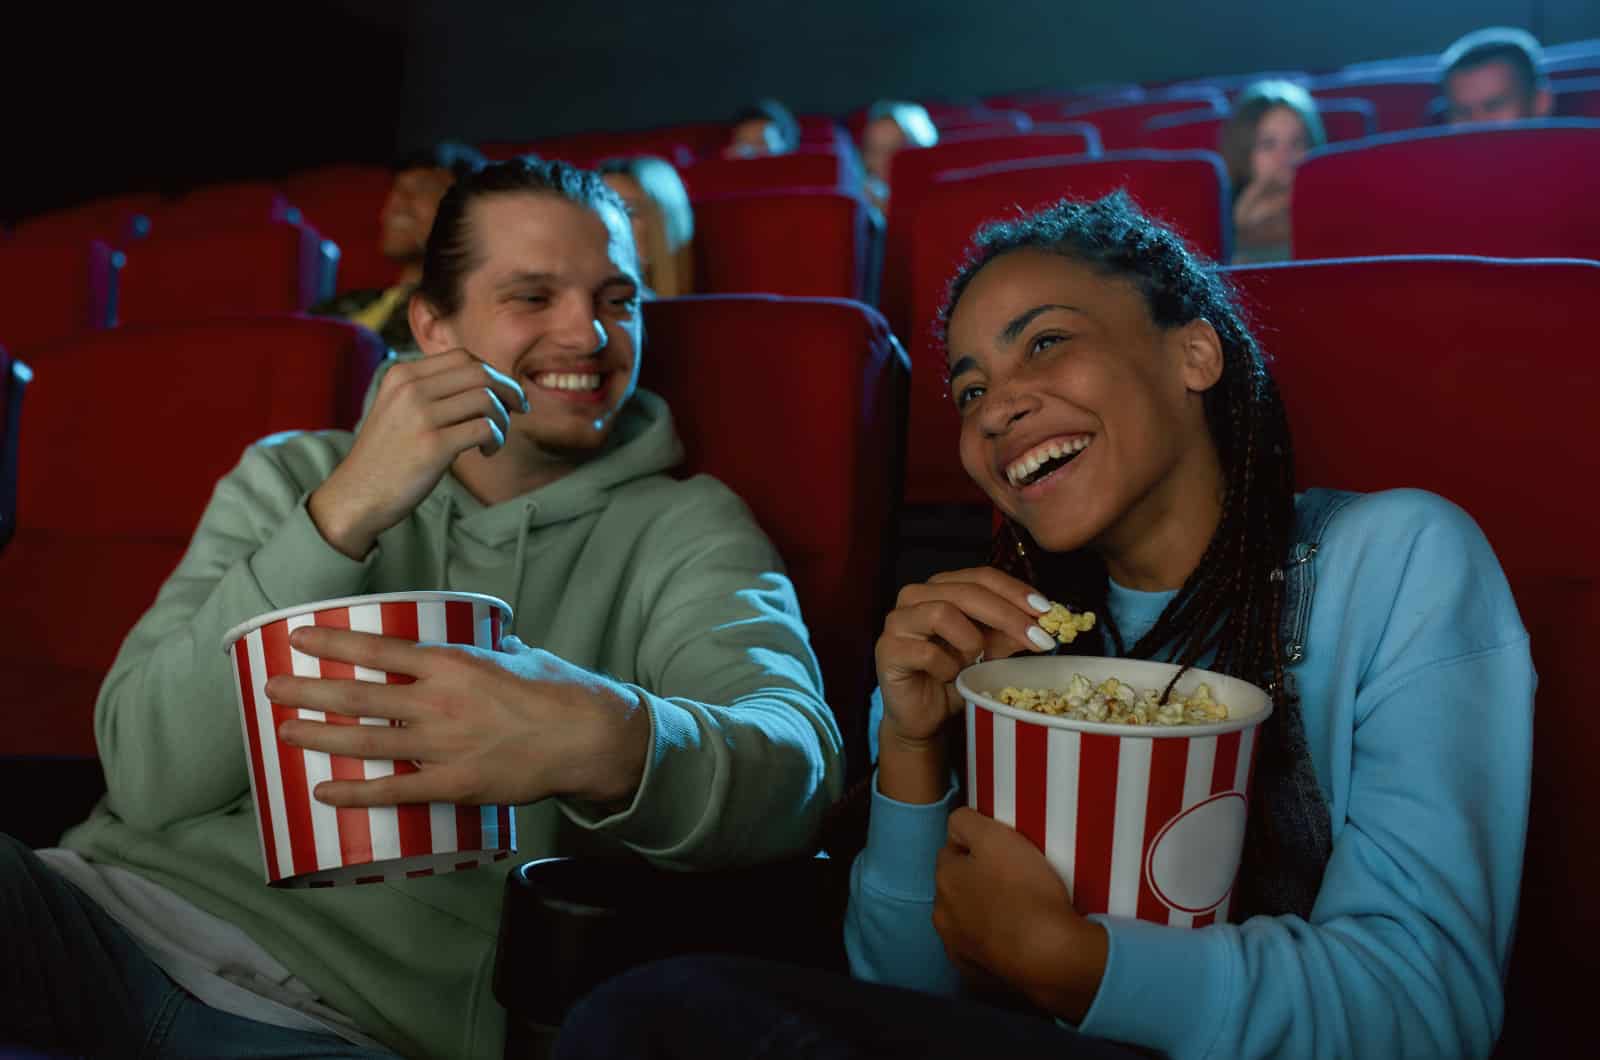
953, 193, 1305, 916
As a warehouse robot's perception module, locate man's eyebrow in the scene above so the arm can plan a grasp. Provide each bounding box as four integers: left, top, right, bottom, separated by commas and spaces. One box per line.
495, 271, 559, 289
999, 303, 1083, 345
599, 273, 638, 290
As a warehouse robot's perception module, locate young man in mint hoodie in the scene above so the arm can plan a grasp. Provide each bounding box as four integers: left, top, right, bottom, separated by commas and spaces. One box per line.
0, 159, 844, 1058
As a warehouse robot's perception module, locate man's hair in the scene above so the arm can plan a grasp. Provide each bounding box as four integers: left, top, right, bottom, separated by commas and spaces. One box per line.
391, 140, 488, 180
864, 100, 940, 149
417, 158, 629, 318
1218, 80, 1327, 192
733, 98, 800, 151
1440, 26, 1546, 96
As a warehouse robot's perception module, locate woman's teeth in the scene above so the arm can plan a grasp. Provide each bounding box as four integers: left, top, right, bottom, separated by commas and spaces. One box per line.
1006, 436, 1093, 487
533, 372, 602, 391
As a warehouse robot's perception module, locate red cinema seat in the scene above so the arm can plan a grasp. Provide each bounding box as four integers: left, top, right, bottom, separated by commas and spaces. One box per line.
7, 193, 159, 248
881, 126, 1103, 338
147, 182, 299, 233
1062, 91, 1226, 149
0, 317, 385, 771
1554, 77, 1600, 117
692, 190, 879, 302
1141, 98, 1377, 151
903, 151, 1229, 506
1307, 74, 1440, 132
0, 347, 27, 556
0, 240, 122, 348
281, 163, 398, 295
679, 149, 863, 199
639, 295, 907, 778
116, 220, 340, 327
1292, 121, 1600, 260
1219, 255, 1600, 1059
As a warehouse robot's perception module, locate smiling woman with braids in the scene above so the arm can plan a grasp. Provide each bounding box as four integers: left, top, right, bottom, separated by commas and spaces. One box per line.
552, 193, 1534, 1060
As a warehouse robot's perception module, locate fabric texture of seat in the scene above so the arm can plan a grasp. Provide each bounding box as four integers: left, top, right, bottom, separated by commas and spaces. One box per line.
638, 295, 908, 780
143, 182, 299, 233
1061, 91, 1226, 148
1292, 120, 1600, 260
691, 189, 879, 303
6, 193, 159, 248
116, 220, 339, 327
1220, 254, 1600, 1058
0, 240, 122, 349
1554, 76, 1600, 118
678, 148, 863, 199
281, 163, 398, 295
902, 150, 1230, 505
1307, 73, 1439, 132
0, 316, 386, 764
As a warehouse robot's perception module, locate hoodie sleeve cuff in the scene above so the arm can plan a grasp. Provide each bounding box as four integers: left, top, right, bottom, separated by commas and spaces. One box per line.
247, 495, 376, 610
855, 770, 959, 901
1074, 914, 1233, 1057
556, 687, 697, 850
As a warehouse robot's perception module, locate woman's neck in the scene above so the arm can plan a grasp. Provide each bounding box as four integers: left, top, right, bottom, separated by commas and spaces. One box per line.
1096, 447, 1226, 592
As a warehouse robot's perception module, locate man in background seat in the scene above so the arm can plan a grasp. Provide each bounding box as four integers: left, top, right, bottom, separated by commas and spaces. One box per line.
1440, 26, 1553, 124
313, 141, 486, 351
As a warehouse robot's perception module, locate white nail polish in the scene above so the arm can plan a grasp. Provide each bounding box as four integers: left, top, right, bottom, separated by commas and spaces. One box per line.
1027, 625, 1056, 651
1027, 593, 1052, 614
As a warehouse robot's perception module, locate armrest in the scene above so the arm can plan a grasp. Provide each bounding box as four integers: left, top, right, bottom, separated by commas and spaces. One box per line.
494, 853, 851, 1035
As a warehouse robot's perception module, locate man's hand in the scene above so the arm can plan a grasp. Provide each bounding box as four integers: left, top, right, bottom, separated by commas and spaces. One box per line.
268, 629, 651, 808
309, 349, 529, 560
934, 807, 1109, 1023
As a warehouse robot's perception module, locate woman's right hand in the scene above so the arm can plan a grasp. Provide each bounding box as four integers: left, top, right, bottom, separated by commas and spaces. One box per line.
1233, 175, 1294, 249
309, 349, 529, 559
876, 567, 1059, 749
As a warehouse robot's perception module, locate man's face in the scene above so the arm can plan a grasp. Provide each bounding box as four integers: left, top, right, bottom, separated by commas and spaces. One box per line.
424, 193, 643, 459
380, 166, 455, 262
1444, 60, 1551, 124
728, 119, 784, 158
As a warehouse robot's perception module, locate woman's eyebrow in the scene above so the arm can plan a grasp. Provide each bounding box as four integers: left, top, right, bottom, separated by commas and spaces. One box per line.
946, 354, 978, 383
998, 303, 1083, 345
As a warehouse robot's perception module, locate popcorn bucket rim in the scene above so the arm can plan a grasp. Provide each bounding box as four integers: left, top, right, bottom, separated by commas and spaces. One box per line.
955, 655, 1275, 739
220, 591, 513, 656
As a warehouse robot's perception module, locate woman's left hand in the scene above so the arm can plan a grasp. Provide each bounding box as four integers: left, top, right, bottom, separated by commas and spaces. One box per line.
934, 807, 1109, 1022
268, 629, 651, 809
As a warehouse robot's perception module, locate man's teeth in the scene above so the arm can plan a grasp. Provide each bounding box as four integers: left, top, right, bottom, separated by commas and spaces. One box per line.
1006, 436, 1093, 486
533, 373, 602, 391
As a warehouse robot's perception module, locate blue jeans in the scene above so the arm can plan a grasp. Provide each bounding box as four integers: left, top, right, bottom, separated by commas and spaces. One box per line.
552, 953, 1150, 1060
0, 834, 397, 1059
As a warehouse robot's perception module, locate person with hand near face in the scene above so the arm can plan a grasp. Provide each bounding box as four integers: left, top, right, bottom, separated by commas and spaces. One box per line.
596, 156, 695, 299
550, 193, 1532, 1060
859, 100, 939, 213
1440, 27, 1554, 125
1220, 81, 1324, 264
0, 159, 842, 1060
313, 141, 486, 352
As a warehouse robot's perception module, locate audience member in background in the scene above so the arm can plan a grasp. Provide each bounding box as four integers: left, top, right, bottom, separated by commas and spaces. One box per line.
552, 191, 1531, 1060
0, 158, 843, 1060
859, 100, 940, 212
597, 156, 695, 299
1220, 80, 1325, 264
726, 99, 800, 158
1440, 26, 1552, 124
313, 141, 486, 351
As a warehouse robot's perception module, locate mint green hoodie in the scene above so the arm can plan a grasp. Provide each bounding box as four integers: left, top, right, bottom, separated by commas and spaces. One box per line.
61, 375, 844, 1058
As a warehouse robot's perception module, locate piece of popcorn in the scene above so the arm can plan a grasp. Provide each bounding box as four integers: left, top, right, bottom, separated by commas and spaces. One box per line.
1039, 603, 1097, 644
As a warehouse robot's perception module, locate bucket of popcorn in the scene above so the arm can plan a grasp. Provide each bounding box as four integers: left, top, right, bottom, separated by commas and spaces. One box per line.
956, 649, 1272, 928
221, 591, 518, 888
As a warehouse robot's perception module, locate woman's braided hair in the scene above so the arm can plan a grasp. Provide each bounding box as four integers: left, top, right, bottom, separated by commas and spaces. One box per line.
942, 191, 1296, 702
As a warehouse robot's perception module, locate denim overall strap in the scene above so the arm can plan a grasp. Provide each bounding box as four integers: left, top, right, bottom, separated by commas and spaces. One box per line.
1231, 488, 1359, 923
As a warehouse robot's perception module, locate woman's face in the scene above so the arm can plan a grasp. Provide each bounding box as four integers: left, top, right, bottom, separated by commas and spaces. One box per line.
1249, 106, 1310, 186
946, 249, 1222, 560
601, 173, 653, 275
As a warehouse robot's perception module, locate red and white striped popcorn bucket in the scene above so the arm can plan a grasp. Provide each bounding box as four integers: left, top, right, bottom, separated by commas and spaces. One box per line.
957, 656, 1272, 927
221, 591, 518, 888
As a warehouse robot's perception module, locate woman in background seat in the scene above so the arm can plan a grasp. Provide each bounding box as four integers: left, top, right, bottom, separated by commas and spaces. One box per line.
1221, 80, 1324, 263
597, 156, 695, 299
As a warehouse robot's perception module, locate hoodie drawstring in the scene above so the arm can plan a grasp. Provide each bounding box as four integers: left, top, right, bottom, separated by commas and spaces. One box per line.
509, 500, 534, 633
435, 494, 454, 590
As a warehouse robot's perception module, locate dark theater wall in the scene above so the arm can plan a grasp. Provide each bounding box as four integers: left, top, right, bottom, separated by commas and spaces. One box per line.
8, 0, 1600, 220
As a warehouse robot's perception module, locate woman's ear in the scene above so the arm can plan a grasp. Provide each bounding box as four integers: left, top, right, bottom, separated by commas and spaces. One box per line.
1178, 319, 1225, 393
408, 291, 458, 355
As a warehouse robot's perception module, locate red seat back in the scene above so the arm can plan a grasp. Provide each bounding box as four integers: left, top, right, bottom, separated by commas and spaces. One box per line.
1062, 92, 1226, 149
0, 241, 121, 348
678, 149, 862, 199
117, 220, 339, 327
281, 164, 399, 295
904, 151, 1230, 505
881, 126, 1102, 337
1554, 77, 1600, 118
7, 193, 159, 248
1307, 74, 1440, 132
146, 182, 298, 233
692, 190, 877, 302
1140, 98, 1377, 152
0, 317, 385, 757
639, 295, 908, 777
1292, 121, 1600, 260
1221, 255, 1600, 1057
